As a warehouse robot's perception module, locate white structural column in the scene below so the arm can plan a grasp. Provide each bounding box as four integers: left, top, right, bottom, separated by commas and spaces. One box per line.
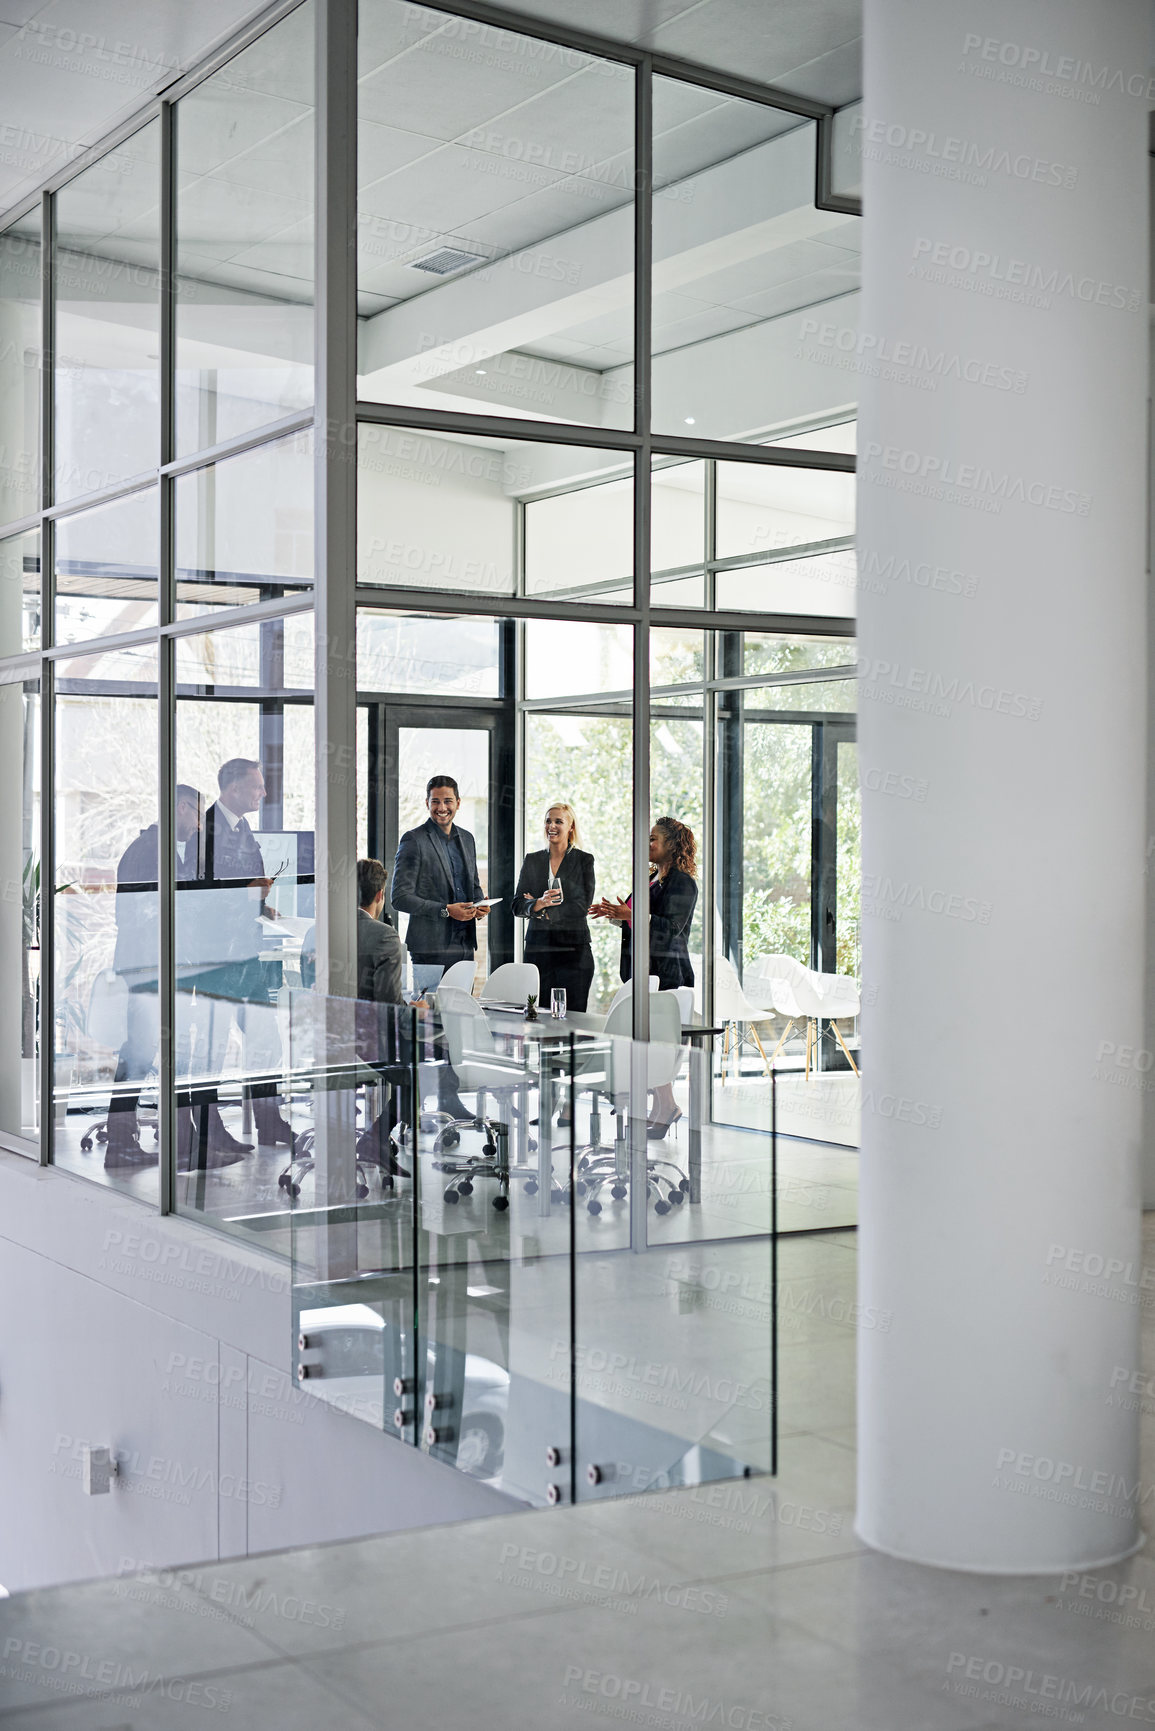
857, 0, 1148, 1569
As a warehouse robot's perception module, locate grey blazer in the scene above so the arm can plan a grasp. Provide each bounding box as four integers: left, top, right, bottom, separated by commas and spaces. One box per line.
357, 907, 406, 1004
390, 818, 484, 964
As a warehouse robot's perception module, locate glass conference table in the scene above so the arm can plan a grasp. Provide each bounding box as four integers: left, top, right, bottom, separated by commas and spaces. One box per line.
477, 1005, 722, 1217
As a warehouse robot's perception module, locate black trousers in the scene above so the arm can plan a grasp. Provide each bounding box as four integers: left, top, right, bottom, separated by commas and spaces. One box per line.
526, 941, 595, 1012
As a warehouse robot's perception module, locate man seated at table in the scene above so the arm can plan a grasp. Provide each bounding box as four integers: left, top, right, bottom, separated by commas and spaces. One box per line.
356, 857, 409, 1175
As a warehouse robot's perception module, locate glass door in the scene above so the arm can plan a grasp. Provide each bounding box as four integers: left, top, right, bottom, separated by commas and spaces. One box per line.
364, 705, 515, 982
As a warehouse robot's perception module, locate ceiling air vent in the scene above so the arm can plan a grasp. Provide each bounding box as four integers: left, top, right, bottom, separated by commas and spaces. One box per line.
410, 246, 484, 275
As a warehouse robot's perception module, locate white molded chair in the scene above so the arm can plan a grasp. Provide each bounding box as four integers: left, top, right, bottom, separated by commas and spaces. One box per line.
574, 992, 688, 1214
433, 986, 532, 1207
603, 976, 658, 1020
790, 970, 860, 1078
713, 954, 774, 1081
438, 958, 477, 995
746, 953, 860, 1079
479, 961, 540, 1006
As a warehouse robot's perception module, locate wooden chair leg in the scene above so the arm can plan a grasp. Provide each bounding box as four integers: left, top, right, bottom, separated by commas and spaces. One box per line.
750, 1022, 772, 1077
770, 1019, 795, 1062
832, 1020, 860, 1076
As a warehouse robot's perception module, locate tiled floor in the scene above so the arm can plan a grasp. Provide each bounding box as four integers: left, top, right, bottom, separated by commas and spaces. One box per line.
4, 1220, 1154, 1728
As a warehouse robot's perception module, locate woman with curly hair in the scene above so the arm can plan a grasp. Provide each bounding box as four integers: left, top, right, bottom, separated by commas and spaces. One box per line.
591, 816, 697, 1136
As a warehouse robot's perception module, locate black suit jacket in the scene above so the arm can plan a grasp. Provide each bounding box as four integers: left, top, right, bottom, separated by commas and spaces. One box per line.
514, 847, 595, 950
621, 867, 697, 990
357, 907, 406, 1004
390, 818, 484, 964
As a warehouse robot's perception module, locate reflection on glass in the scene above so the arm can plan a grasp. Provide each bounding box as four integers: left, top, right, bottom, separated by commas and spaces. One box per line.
525, 709, 631, 1012
741, 634, 852, 678
357, 0, 634, 428
524, 465, 632, 603
651, 625, 705, 691
0, 676, 39, 1146
54, 124, 159, 503
357, 611, 500, 696
651, 459, 704, 605
524, 618, 631, 700
0, 217, 41, 527
651, 78, 860, 444
174, 617, 314, 1225
52, 648, 158, 1195
717, 463, 854, 560
175, 4, 315, 457
175, 432, 313, 619
836, 738, 860, 980
357, 426, 518, 598
0, 528, 40, 654
55, 486, 157, 643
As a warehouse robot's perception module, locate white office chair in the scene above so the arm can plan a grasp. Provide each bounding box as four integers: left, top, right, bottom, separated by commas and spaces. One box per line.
744, 953, 809, 1062
603, 976, 659, 1019
434, 986, 532, 1208
438, 958, 477, 994
746, 953, 860, 1079
573, 992, 688, 1215
791, 969, 861, 1078
479, 961, 540, 1006
713, 954, 774, 1081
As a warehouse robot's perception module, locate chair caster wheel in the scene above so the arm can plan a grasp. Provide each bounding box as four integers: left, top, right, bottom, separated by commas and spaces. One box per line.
671, 1190, 685, 1204
380, 1174, 394, 1192
551, 1188, 566, 1204
679, 1177, 690, 1193
96, 1127, 108, 1143
80, 1136, 93, 1151
278, 1173, 290, 1190
527, 1138, 538, 1154
445, 1189, 459, 1204
588, 1199, 602, 1215
289, 1182, 301, 1199
574, 1180, 586, 1196
355, 1182, 369, 1201
459, 1180, 473, 1195
482, 1142, 496, 1157
493, 1195, 509, 1212
610, 1184, 626, 1200
655, 1200, 670, 1215
524, 1180, 538, 1195
438, 1128, 460, 1151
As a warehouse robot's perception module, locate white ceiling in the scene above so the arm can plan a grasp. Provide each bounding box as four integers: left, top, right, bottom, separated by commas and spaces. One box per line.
1, 0, 861, 414
0, 0, 275, 215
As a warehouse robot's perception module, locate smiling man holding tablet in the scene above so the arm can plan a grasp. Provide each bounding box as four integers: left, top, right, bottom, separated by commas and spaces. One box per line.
390, 774, 490, 996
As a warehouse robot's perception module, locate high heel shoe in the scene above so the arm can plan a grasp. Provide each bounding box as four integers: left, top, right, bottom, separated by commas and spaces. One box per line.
646, 1107, 682, 1140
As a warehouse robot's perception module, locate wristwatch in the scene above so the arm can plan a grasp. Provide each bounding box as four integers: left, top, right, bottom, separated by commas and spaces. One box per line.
442, 904, 450, 918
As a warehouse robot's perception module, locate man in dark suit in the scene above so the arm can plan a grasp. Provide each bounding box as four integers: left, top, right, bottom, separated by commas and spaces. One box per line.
192, 758, 293, 1152
390, 775, 489, 996
357, 857, 405, 1005
356, 857, 409, 1176
391, 775, 488, 1119
106, 785, 218, 1170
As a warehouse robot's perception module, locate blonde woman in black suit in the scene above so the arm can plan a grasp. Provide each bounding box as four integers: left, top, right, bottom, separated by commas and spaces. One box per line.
514, 803, 596, 1012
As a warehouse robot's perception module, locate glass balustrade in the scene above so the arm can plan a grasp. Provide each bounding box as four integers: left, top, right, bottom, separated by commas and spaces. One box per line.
274, 988, 777, 1507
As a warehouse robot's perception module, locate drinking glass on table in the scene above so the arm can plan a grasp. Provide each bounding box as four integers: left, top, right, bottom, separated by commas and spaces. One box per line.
551, 987, 567, 1019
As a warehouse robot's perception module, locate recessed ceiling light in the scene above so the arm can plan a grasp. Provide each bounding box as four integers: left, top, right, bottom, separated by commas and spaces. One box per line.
684, 416, 695, 425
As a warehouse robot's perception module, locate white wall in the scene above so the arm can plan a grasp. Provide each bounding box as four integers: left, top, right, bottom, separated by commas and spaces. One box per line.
0, 1152, 517, 1592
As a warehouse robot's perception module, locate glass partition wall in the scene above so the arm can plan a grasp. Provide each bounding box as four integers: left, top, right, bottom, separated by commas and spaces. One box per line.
0, 0, 860, 1256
